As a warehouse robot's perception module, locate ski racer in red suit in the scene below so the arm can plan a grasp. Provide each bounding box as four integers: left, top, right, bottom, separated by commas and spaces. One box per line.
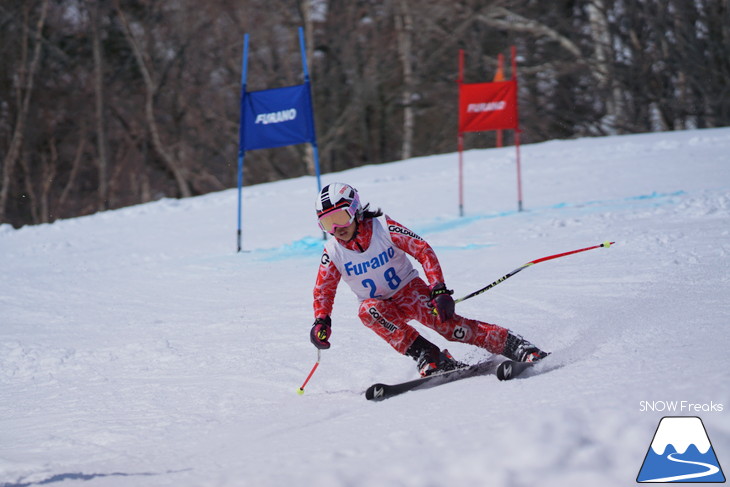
311, 183, 548, 376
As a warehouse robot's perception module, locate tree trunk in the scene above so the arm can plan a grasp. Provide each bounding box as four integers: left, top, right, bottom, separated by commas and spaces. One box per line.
59, 125, 88, 210
395, 0, 415, 160
90, 0, 110, 211
0, 0, 49, 223
586, 0, 622, 132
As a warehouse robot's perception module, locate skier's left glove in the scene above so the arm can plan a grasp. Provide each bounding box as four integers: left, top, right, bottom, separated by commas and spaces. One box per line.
310, 316, 332, 349
430, 283, 455, 322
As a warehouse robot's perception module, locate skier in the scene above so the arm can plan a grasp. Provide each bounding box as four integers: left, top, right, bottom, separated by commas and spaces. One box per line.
310, 183, 548, 377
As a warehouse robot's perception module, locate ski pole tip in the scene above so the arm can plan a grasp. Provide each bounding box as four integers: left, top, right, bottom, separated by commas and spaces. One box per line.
297, 387, 305, 395
602, 241, 614, 248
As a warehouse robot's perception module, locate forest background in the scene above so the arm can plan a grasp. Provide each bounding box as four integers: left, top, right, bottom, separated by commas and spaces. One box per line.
1, 0, 728, 227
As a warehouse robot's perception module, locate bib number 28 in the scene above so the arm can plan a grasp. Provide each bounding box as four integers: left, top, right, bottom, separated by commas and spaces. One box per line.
362, 267, 402, 298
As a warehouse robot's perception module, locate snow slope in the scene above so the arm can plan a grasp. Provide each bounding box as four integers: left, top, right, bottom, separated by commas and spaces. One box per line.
1, 128, 729, 487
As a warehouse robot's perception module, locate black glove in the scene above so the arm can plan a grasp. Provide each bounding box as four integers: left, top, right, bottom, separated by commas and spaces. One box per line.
430, 283, 455, 322
310, 316, 332, 349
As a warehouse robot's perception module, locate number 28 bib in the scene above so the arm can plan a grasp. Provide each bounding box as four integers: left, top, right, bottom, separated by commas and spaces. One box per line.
326, 217, 418, 301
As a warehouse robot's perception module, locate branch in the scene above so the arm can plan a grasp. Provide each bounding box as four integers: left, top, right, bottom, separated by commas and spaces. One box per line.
477, 7, 583, 59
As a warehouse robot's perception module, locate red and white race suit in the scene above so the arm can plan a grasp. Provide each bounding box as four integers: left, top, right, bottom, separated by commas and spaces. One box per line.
313, 215, 509, 355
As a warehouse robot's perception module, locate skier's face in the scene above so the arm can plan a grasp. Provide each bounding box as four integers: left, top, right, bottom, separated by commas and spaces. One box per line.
333, 220, 357, 241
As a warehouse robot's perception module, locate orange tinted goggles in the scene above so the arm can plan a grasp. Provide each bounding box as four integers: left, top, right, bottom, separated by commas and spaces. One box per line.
318, 208, 355, 233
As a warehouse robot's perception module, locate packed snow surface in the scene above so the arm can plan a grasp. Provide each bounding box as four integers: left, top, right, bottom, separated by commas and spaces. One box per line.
2, 128, 729, 487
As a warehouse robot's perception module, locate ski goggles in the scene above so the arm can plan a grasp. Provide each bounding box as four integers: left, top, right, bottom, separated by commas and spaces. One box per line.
318, 206, 357, 234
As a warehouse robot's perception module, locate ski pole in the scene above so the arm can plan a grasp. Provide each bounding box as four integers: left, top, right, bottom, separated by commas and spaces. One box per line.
297, 349, 321, 395
437, 241, 615, 311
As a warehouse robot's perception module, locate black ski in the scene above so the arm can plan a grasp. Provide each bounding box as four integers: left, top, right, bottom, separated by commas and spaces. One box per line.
365, 357, 534, 401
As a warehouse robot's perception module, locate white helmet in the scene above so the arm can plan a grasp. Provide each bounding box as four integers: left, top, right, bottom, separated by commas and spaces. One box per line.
315, 183, 361, 232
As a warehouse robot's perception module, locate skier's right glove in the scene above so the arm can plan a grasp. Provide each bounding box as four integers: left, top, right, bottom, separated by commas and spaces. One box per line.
430, 282, 455, 322
310, 316, 332, 349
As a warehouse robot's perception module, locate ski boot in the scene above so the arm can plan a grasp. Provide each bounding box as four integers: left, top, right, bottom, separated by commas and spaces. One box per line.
406, 336, 466, 377
503, 332, 549, 363
417, 348, 467, 377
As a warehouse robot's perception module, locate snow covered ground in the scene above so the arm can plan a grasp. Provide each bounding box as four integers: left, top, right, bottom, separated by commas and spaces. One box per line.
1, 128, 729, 487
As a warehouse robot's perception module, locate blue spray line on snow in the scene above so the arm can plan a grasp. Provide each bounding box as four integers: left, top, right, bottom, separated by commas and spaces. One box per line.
253, 237, 496, 261
415, 190, 687, 236
251, 190, 687, 261
414, 209, 520, 235
255, 236, 324, 261
547, 190, 687, 214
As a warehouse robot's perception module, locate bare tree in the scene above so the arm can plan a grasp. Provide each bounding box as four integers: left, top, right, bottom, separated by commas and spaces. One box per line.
1, 0, 728, 227
0, 0, 49, 223
586, 0, 623, 131
114, 1, 192, 198
90, 0, 110, 211
395, 0, 415, 160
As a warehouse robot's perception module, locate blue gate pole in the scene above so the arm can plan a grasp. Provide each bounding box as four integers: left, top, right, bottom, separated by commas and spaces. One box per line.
236, 34, 249, 252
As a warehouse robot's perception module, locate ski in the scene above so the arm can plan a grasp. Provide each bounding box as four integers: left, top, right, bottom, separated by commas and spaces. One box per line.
496, 359, 534, 381
365, 357, 534, 401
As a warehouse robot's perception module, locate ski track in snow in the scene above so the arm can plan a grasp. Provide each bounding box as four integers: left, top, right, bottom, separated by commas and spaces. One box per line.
1, 128, 729, 486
